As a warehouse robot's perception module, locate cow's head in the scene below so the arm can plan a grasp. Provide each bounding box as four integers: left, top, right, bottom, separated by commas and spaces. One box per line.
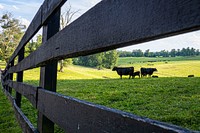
153, 68, 158, 72
112, 66, 117, 71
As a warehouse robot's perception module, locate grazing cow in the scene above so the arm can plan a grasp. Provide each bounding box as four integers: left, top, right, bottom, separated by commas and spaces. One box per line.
188, 75, 194, 77
140, 67, 157, 77
152, 75, 158, 78
112, 66, 134, 79
132, 71, 140, 78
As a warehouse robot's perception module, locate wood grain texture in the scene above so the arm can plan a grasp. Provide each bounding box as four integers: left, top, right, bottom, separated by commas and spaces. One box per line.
7, 80, 37, 108
13, 101, 39, 133
42, 0, 67, 24
37, 8, 60, 133
7, 0, 67, 66
8, 0, 200, 73
8, 7, 42, 64
3, 89, 38, 133
37, 89, 191, 133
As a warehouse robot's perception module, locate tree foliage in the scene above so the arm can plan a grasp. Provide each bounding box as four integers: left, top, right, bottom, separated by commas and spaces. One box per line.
73, 50, 118, 69
118, 47, 200, 57
25, 34, 42, 56
0, 13, 25, 63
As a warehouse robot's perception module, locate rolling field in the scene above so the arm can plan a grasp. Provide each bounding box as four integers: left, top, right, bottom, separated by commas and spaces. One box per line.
0, 57, 200, 132
117, 56, 200, 77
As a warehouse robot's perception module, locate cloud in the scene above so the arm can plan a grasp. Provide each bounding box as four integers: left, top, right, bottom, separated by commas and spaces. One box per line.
0, 4, 4, 9
18, 16, 30, 28
12, 5, 19, 10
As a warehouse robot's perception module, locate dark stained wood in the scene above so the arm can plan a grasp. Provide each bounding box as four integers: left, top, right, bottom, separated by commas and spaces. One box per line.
7, 0, 66, 66
13, 100, 39, 133
42, 0, 67, 24
37, 8, 60, 133
7, 80, 37, 108
37, 89, 191, 133
1, 0, 200, 132
8, 60, 14, 94
3, 89, 38, 133
8, 0, 200, 73
15, 47, 24, 108
8, 7, 42, 64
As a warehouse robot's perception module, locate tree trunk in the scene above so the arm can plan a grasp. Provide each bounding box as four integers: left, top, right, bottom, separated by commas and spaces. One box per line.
59, 60, 64, 72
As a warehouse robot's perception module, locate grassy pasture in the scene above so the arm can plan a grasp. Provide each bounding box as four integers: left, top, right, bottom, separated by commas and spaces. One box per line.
0, 56, 200, 131
117, 56, 200, 77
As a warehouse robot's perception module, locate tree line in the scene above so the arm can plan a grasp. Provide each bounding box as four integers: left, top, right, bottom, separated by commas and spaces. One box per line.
118, 47, 200, 57
72, 50, 118, 69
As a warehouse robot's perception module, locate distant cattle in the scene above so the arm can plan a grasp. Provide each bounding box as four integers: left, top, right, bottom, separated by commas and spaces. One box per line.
132, 71, 140, 78
188, 75, 194, 77
152, 75, 159, 78
112, 67, 134, 79
140, 68, 157, 77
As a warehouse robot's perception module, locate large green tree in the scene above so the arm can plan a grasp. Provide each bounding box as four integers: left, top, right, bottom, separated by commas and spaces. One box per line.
0, 13, 25, 63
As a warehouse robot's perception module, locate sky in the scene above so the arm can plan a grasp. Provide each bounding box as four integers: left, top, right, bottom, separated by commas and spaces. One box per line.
0, 0, 200, 52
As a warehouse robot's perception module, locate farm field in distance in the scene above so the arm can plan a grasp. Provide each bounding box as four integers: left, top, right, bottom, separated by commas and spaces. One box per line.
0, 56, 200, 132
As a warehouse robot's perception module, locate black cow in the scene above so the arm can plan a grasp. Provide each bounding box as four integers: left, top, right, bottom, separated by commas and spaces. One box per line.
112, 67, 134, 79
140, 68, 157, 77
132, 71, 140, 78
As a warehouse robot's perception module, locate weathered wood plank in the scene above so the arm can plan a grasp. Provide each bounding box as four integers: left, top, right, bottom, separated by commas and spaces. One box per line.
42, 0, 67, 24
7, 80, 37, 108
3, 89, 38, 133
13, 101, 39, 133
8, 7, 42, 64
15, 48, 24, 108
37, 89, 192, 133
37, 8, 60, 133
8, 60, 14, 94
8, 0, 200, 73
7, 0, 67, 66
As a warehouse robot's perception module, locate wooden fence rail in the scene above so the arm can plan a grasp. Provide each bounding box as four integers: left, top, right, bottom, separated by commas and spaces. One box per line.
1, 0, 200, 132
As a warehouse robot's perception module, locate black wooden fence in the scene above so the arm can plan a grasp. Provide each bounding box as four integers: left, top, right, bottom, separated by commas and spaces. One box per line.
1, 0, 200, 132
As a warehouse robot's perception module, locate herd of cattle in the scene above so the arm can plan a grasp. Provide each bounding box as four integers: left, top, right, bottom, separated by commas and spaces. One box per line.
112, 67, 157, 79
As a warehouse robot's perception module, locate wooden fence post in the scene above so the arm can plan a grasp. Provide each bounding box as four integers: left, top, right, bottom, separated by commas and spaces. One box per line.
8, 60, 14, 94
37, 8, 60, 133
16, 47, 24, 107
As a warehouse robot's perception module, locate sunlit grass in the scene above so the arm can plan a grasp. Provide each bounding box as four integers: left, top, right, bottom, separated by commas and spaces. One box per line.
56, 78, 200, 131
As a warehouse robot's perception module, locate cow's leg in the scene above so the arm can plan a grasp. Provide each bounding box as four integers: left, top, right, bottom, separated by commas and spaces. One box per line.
120, 75, 122, 79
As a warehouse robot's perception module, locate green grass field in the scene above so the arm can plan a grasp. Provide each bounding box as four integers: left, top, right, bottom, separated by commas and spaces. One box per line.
0, 56, 200, 132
